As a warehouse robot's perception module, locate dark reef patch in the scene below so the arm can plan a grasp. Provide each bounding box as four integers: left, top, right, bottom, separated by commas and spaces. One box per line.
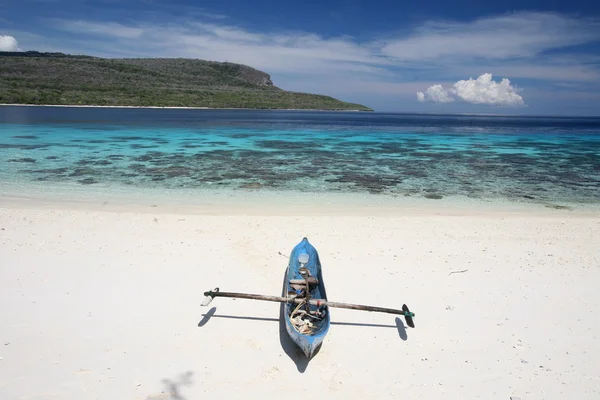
94, 160, 112, 166
110, 136, 146, 141
130, 143, 158, 149
77, 178, 99, 185
12, 135, 39, 139
8, 158, 37, 163
324, 173, 401, 193
0, 143, 49, 150
239, 182, 263, 189
545, 204, 573, 210
76, 158, 114, 166
255, 140, 311, 150
31, 167, 69, 174
133, 155, 153, 162
68, 168, 99, 177
203, 141, 229, 146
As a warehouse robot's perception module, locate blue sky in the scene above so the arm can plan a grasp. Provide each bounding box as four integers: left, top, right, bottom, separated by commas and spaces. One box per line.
2, 0, 600, 115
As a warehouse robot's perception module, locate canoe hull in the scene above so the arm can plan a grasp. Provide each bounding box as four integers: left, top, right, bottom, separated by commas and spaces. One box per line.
284, 237, 330, 358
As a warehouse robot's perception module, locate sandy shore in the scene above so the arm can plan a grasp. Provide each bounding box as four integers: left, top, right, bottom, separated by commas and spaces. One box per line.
1, 200, 599, 399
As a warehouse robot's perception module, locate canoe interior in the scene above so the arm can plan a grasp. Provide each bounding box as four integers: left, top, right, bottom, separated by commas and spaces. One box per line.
285, 237, 330, 337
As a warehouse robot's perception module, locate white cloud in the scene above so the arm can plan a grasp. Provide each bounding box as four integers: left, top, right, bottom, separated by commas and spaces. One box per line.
50, 20, 390, 76
382, 12, 600, 61
417, 84, 455, 103
193, 10, 228, 20
0, 35, 20, 51
194, 23, 264, 42
57, 20, 144, 39
454, 74, 524, 105
459, 62, 600, 83
417, 73, 525, 106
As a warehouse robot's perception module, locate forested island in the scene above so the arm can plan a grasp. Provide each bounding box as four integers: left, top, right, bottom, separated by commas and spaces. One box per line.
0, 51, 372, 111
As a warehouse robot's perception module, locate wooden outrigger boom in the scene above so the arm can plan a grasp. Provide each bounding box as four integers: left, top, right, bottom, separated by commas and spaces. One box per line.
202, 287, 416, 328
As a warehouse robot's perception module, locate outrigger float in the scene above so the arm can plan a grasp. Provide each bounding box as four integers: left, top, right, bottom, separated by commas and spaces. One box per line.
202, 237, 415, 358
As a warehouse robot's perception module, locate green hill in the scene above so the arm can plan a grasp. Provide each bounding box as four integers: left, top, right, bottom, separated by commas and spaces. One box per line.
0, 51, 372, 111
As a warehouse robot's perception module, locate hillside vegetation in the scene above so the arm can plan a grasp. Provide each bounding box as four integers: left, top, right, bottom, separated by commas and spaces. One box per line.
0, 51, 372, 110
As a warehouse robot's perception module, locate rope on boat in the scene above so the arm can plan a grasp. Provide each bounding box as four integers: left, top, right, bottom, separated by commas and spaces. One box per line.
290, 298, 317, 334
291, 299, 306, 315
290, 268, 317, 335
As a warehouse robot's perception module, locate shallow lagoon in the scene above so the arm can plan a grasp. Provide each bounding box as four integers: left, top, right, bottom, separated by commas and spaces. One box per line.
1, 106, 599, 206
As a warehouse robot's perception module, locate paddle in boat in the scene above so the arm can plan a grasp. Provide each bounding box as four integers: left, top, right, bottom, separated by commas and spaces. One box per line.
202, 237, 415, 358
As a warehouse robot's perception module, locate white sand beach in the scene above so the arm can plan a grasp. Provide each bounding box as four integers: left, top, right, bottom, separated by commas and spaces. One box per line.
1, 198, 599, 399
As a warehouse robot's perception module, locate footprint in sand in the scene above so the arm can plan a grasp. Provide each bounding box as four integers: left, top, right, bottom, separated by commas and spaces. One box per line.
262, 366, 280, 379
246, 339, 262, 350
77, 369, 92, 374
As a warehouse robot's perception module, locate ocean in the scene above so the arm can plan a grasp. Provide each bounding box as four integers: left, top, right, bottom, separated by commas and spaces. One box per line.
1, 106, 599, 209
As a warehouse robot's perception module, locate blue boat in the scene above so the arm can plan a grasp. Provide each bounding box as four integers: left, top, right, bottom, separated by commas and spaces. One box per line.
201, 237, 415, 359
284, 237, 331, 358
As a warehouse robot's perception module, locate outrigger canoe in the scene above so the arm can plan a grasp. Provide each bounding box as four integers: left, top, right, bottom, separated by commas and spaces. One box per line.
202, 237, 415, 358
283, 237, 330, 358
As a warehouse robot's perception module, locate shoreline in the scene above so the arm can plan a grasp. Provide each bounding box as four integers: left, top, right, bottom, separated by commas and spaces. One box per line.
5, 104, 600, 118
0, 103, 370, 112
1, 183, 598, 217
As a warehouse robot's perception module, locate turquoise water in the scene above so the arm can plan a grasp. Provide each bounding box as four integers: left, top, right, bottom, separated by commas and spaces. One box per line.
1, 106, 600, 206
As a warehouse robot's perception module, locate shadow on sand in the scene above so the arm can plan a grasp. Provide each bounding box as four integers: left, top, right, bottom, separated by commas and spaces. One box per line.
395, 317, 408, 341
200, 312, 403, 329
198, 270, 409, 373
146, 371, 194, 400
278, 297, 316, 372
198, 310, 407, 372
